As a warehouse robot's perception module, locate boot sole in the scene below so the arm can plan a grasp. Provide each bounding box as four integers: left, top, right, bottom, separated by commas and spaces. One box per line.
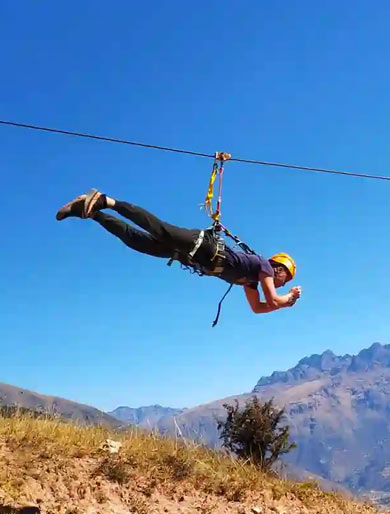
83, 189, 103, 218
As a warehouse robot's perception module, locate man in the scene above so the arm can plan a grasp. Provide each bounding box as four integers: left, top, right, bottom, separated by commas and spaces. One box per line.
56, 189, 301, 313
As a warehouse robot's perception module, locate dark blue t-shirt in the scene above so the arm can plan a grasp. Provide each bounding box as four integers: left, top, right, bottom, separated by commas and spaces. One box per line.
218, 247, 274, 288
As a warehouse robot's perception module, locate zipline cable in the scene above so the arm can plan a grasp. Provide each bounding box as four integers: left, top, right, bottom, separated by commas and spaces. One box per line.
0, 120, 214, 159
1, 119, 390, 182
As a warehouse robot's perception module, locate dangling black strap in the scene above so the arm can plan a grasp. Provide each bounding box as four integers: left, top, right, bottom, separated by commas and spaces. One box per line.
212, 283, 234, 327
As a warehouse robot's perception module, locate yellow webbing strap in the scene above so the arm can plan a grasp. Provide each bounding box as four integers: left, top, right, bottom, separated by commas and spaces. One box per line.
204, 161, 218, 219
203, 152, 231, 221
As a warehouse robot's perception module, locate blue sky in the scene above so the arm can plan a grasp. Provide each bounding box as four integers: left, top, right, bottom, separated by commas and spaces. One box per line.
1, 1, 389, 411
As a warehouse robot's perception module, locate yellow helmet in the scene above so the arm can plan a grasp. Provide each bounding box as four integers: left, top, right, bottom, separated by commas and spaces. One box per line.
269, 253, 296, 281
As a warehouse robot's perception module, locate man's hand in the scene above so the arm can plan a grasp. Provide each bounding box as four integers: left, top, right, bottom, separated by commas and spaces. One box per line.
290, 286, 302, 298
287, 286, 302, 306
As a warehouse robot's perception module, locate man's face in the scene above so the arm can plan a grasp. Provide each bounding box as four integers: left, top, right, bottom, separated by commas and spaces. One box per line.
273, 267, 289, 288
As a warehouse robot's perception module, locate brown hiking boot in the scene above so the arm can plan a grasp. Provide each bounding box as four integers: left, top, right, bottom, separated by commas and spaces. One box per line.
56, 189, 107, 221
56, 194, 87, 221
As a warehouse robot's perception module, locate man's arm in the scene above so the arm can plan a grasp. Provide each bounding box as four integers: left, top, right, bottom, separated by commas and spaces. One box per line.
244, 286, 280, 313
244, 274, 300, 314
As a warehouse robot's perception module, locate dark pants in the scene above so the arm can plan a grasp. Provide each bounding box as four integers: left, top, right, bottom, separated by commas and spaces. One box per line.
93, 201, 216, 265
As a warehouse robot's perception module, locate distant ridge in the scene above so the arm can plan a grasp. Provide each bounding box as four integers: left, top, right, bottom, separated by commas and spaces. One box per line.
108, 404, 185, 427
0, 381, 120, 427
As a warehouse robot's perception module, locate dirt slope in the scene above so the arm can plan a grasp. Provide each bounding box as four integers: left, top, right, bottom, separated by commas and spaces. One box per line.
0, 414, 385, 514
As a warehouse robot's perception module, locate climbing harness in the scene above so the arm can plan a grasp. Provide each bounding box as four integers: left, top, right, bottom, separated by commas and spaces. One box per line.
167, 152, 231, 274
168, 151, 258, 327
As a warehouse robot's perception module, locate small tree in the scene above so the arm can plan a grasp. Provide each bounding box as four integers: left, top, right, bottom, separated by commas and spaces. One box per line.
217, 396, 296, 470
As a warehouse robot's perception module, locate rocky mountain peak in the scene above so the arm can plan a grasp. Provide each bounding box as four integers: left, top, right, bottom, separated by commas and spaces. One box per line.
349, 342, 390, 372
297, 349, 338, 370
252, 344, 390, 391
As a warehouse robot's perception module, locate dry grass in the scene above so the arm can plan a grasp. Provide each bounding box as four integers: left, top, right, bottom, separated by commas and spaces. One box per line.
0, 412, 385, 514
0, 412, 266, 497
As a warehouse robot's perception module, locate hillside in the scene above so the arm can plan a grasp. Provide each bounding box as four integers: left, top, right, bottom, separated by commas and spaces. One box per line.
157, 343, 390, 505
0, 382, 120, 428
0, 413, 384, 514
